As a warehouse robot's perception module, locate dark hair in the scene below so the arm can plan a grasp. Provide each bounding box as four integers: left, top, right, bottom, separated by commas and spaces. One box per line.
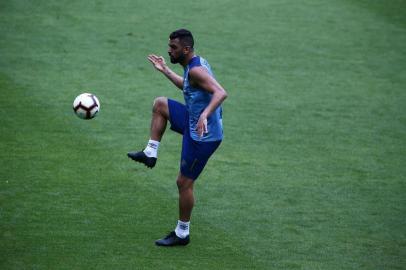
169, 29, 194, 48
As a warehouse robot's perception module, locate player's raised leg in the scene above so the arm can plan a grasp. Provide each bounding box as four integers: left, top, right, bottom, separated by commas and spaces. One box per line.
127, 97, 169, 168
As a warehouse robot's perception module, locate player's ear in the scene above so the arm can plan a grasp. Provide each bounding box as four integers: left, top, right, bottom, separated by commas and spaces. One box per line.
183, 46, 192, 54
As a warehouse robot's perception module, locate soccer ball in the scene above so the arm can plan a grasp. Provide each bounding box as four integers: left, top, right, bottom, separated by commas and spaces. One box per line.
73, 93, 100, 119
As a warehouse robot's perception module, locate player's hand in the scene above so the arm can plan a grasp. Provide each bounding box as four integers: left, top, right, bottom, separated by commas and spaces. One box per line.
196, 114, 208, 137
147, 54, 167, 72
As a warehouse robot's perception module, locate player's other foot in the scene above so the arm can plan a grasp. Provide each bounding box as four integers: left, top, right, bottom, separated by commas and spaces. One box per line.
155, 231, 190, 247
127, 151, 157, 168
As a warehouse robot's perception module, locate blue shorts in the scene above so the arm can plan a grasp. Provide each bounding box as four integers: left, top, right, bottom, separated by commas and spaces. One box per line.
168, 99, 221, 180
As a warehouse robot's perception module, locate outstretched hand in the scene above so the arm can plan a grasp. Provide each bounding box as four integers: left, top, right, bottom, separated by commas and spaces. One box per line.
147, 54, 167, 72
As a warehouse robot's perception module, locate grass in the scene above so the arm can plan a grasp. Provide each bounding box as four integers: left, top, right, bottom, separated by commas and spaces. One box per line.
1, 0, 405, 269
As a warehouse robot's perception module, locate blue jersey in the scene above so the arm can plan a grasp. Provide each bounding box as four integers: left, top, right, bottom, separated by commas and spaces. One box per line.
183, 56, 223, 142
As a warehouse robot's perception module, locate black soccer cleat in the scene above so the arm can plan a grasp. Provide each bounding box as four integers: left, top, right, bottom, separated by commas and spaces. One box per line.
155, 231, 190, 247
127, 151, 157, 168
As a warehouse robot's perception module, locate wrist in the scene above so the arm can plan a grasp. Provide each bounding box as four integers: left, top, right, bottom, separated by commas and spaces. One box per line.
162, 65, 171, 75
201, 111, 209, 119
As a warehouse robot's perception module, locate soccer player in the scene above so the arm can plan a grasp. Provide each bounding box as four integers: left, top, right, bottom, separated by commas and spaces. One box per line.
128, 29, 228, 246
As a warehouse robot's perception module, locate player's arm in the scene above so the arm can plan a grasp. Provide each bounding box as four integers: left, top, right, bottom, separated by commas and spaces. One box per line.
147, 54, 183, 90
189, 67, 228, 137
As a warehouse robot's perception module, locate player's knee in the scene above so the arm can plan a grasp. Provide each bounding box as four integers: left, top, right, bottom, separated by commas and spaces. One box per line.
153, 96, 167, 114
177, 176, 193, 192
176, 178, 182, 190
176, 178, 185, 190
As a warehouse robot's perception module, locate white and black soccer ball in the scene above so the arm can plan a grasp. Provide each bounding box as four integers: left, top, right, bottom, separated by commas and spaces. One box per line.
73, 93, 100, 119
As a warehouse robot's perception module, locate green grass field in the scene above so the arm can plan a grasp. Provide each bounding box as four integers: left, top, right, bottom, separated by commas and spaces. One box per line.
1, 0, 405, 269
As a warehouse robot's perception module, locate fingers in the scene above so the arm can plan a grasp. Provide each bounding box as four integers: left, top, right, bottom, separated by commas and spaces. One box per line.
148, 54, 158, 60
199, 123, 204, 137
196, 122, 202, 137
199, 126, 204, 137
197, 119, 208, 137
147, 54, 158, 63
148, 54, 163, 63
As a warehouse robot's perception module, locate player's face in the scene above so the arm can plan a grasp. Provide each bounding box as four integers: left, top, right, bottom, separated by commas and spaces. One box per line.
168, 38, 186, 64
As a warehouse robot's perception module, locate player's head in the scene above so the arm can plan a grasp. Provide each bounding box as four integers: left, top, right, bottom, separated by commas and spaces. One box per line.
168, 29, 194, 64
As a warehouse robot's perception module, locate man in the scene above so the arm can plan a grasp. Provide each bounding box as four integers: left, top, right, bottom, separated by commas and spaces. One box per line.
128, 29, 227, 247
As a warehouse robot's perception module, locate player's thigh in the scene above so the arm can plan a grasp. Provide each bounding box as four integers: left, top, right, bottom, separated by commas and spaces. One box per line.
180, 135, 221, 180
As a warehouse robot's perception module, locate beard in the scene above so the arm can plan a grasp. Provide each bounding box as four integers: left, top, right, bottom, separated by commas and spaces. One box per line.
169, 53, 186, 64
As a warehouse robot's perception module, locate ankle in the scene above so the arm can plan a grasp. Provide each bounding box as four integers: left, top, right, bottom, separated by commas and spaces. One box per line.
143, 139, 160, 158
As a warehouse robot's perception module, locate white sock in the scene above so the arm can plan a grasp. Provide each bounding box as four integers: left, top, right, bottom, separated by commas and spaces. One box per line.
143, 139, 160, 158
175, 220, 190, 239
